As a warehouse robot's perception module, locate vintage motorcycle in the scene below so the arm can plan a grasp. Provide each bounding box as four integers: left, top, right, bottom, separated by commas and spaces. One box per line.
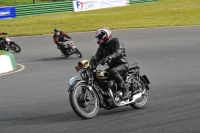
0, 33, 21, 53
58, 40, 82, 58
68, 59, 150, 119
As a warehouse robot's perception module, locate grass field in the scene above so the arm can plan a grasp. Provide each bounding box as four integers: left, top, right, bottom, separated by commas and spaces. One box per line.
0, 0, 199, 36
0, 50, 7, 55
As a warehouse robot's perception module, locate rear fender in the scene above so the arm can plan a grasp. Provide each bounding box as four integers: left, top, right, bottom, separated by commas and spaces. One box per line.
140, 75, 150, 84
140, 75, 150, 90
9, 41, 15, 44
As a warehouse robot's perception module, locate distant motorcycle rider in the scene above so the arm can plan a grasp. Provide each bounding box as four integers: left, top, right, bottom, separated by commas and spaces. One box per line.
53, 28, 71, 49
0, 32, 7, 41
91, 27, 130, 100
0, 32, 8, 50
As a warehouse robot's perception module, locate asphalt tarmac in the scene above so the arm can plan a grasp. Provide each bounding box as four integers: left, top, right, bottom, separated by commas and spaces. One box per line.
0, 26, 200, 133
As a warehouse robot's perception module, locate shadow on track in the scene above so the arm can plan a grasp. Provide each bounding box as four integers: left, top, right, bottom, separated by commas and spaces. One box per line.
19, 56, 78, 63
98, 107, 138, 116
0, 112, 82, 125
0, 107, 143, 125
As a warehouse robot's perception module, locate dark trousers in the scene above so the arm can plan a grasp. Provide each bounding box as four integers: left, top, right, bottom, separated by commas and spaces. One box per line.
108, 63, 128, 84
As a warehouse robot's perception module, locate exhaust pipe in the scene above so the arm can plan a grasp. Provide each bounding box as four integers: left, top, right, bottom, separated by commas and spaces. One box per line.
108, 88, 142, 107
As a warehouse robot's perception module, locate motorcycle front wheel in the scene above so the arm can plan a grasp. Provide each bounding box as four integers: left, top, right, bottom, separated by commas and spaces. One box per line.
74, 48, 82, 58
69, 83, 99, 119
10, 43, 21, 53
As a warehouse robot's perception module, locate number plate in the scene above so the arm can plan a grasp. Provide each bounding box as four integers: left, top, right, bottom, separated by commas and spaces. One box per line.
68, 76, 78, 86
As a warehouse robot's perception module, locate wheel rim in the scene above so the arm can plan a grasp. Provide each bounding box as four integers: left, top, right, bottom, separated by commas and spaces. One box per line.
135, 87, 148, 106
11, 44, 20, 51
74, 85, 98, 115
75, 49, 82, 57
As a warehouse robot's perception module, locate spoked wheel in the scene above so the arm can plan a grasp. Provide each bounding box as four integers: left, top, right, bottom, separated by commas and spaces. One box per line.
10, 43, 21, 53
75, 48, 82, 58
130, 86, 149, 109
69, 83, 99, 119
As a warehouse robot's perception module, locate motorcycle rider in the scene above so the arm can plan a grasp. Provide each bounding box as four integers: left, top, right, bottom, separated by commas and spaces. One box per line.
0, 32, 7, 41
91, 27, 130, 100
53, 28, 71, 49
0, 32, 7, 50
0, 32, 7, 35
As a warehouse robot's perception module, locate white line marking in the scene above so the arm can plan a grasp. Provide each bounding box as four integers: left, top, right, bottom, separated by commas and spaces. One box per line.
0, 63, 25, 76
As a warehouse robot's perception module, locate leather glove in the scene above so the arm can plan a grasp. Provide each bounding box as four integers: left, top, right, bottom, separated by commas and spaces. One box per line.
90, 56, 97, 62
101, 57, 111, 65
90, 56, 97, 67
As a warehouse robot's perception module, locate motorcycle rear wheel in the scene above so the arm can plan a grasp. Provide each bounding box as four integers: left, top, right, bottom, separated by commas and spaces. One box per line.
10, 43, 21, 53
130, 86, 149, 109
75, 48, 82, 58
69, 83, 99, 119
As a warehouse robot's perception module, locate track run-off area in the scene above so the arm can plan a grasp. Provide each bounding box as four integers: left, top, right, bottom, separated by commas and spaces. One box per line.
0, 26, 200, 133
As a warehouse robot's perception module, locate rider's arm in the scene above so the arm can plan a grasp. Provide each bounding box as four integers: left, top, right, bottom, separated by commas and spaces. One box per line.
53, 35, 63, 47
61, 31, 71, 40
65, 34, 71, 40
95, 47, 103, 63
107, 38, 125, 60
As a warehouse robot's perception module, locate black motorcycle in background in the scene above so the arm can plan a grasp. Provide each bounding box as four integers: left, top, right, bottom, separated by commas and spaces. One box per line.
58, 39, 82, 58
0, 33, 21, 53
68, 59, 150, 119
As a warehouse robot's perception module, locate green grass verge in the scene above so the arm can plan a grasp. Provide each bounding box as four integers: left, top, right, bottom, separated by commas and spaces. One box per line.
0, 50, 7, 55
0, 0, 200, 37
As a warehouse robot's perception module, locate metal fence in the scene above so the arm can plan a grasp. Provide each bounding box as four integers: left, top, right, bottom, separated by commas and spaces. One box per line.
16, 1, 73, 17
129, 0, 155, 4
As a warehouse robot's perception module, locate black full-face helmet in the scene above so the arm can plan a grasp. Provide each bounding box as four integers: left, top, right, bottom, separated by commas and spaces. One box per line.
54, 28, 60, 35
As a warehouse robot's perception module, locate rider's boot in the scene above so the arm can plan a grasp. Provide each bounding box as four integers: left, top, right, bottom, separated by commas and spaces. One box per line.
120, 82, 129, 100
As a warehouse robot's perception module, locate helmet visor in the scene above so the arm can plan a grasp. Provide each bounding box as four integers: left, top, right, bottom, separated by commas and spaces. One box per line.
95, 38, 101, 45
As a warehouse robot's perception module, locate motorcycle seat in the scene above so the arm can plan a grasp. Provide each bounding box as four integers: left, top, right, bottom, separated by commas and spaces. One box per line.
129, 63, 139, 70
128, 63, 140, 73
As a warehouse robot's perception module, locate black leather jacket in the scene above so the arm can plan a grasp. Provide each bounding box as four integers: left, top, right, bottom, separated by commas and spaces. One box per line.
95, 37, 128, 67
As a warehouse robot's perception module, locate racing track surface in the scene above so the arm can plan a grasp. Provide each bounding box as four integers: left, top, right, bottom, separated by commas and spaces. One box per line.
0, 26, 200, 133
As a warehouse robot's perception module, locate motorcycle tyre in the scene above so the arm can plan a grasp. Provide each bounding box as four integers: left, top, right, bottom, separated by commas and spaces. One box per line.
130, 86, 149, 109
75, 48, 82, 58
10, 43, 21, 53
69, 82, 100, 119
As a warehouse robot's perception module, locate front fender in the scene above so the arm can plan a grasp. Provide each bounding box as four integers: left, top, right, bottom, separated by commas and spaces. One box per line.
10, 41, 15, 44
68, 80, 88, 92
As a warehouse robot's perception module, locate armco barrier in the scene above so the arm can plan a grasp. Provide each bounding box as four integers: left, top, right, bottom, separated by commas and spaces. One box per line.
129, 0, 155, 4
0, 51, 17, 74
16, 1, 73, 17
